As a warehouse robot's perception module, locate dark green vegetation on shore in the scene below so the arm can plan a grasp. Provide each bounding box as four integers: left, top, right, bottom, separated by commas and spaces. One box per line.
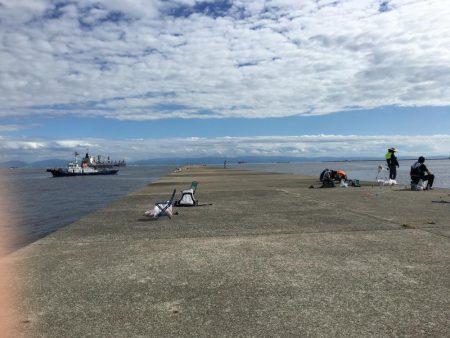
6, 167, 450, 337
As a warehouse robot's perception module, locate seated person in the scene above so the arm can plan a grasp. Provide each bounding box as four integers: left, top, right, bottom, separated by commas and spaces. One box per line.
320, 169, 330, 182
336, 170, 347, 181
321, 173, 335, 187
320, 169, 347, 183
320, 169, 336, 181
410, 156, 434, 190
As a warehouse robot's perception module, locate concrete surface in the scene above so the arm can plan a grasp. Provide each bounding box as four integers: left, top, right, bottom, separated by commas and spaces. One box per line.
6, 166, 450, 337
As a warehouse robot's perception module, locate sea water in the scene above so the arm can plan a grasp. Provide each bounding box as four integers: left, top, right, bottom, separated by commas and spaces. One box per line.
1, 160, 448, 253
0, 165, 176, 252
231, 159, 450, 188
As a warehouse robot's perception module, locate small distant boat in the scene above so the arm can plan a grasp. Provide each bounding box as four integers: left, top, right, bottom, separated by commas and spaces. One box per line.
46, 152, 119, 177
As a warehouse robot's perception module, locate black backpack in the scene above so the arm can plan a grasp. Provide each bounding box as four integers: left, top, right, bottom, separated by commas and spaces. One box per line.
410, 162, 421, 177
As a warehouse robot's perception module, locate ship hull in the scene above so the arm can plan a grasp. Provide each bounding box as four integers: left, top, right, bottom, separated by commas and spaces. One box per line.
46, 168, 119, 177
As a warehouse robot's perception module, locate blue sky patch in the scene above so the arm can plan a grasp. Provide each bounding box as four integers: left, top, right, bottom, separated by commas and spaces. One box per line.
5, 106, 449, 140
43, 2, 69, 20
237, 62, 259, 68
379, 1, 391, 13
168, 0, 234, 18
78, 5, 131, 30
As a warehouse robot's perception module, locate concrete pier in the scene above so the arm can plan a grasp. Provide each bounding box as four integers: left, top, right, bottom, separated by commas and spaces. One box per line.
7, 167, 450, 337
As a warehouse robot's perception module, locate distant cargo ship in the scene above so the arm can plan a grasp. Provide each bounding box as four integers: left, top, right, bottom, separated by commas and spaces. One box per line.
92, 154, 126, 169
46, 152, 119, 177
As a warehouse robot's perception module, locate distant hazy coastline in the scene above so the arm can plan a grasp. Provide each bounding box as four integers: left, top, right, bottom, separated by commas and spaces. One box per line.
2, 156, 448, 168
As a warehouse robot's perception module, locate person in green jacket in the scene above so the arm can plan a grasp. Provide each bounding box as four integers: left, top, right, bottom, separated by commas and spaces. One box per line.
385, 147, 399, 180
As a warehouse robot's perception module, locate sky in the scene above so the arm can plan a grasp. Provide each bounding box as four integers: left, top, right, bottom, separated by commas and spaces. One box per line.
0, 0, 450, 162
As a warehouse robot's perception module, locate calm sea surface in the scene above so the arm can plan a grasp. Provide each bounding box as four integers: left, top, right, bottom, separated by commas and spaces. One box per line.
0, 165, 176, 252
231, 159, 450, 188
0, 160, 448, 253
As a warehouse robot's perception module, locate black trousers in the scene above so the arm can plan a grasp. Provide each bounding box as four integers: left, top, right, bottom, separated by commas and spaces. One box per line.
388, 165, 397, 179
411, 174, 435, 187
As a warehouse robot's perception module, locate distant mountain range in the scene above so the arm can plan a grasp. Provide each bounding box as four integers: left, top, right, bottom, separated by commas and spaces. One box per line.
1, 155, 448, 168
0, 160, 28, 168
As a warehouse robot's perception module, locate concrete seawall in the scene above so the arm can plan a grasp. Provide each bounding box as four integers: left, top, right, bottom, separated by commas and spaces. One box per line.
7, 166, 450, 337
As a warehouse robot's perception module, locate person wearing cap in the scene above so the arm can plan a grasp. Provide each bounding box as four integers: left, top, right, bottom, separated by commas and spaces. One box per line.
385, 147, 399, 180
410, 156, 434, 190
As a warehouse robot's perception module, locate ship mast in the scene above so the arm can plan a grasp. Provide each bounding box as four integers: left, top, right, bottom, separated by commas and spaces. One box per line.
73, 151, 79, 164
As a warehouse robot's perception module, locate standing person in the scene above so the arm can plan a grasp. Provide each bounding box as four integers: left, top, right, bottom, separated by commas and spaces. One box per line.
410, 156, 435, 190
385, 147, 399, 180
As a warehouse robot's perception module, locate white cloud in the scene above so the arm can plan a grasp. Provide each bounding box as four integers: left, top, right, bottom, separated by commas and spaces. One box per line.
0, 124, 41, 132
0, 0, 449, 120
0, 134, 449, 163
